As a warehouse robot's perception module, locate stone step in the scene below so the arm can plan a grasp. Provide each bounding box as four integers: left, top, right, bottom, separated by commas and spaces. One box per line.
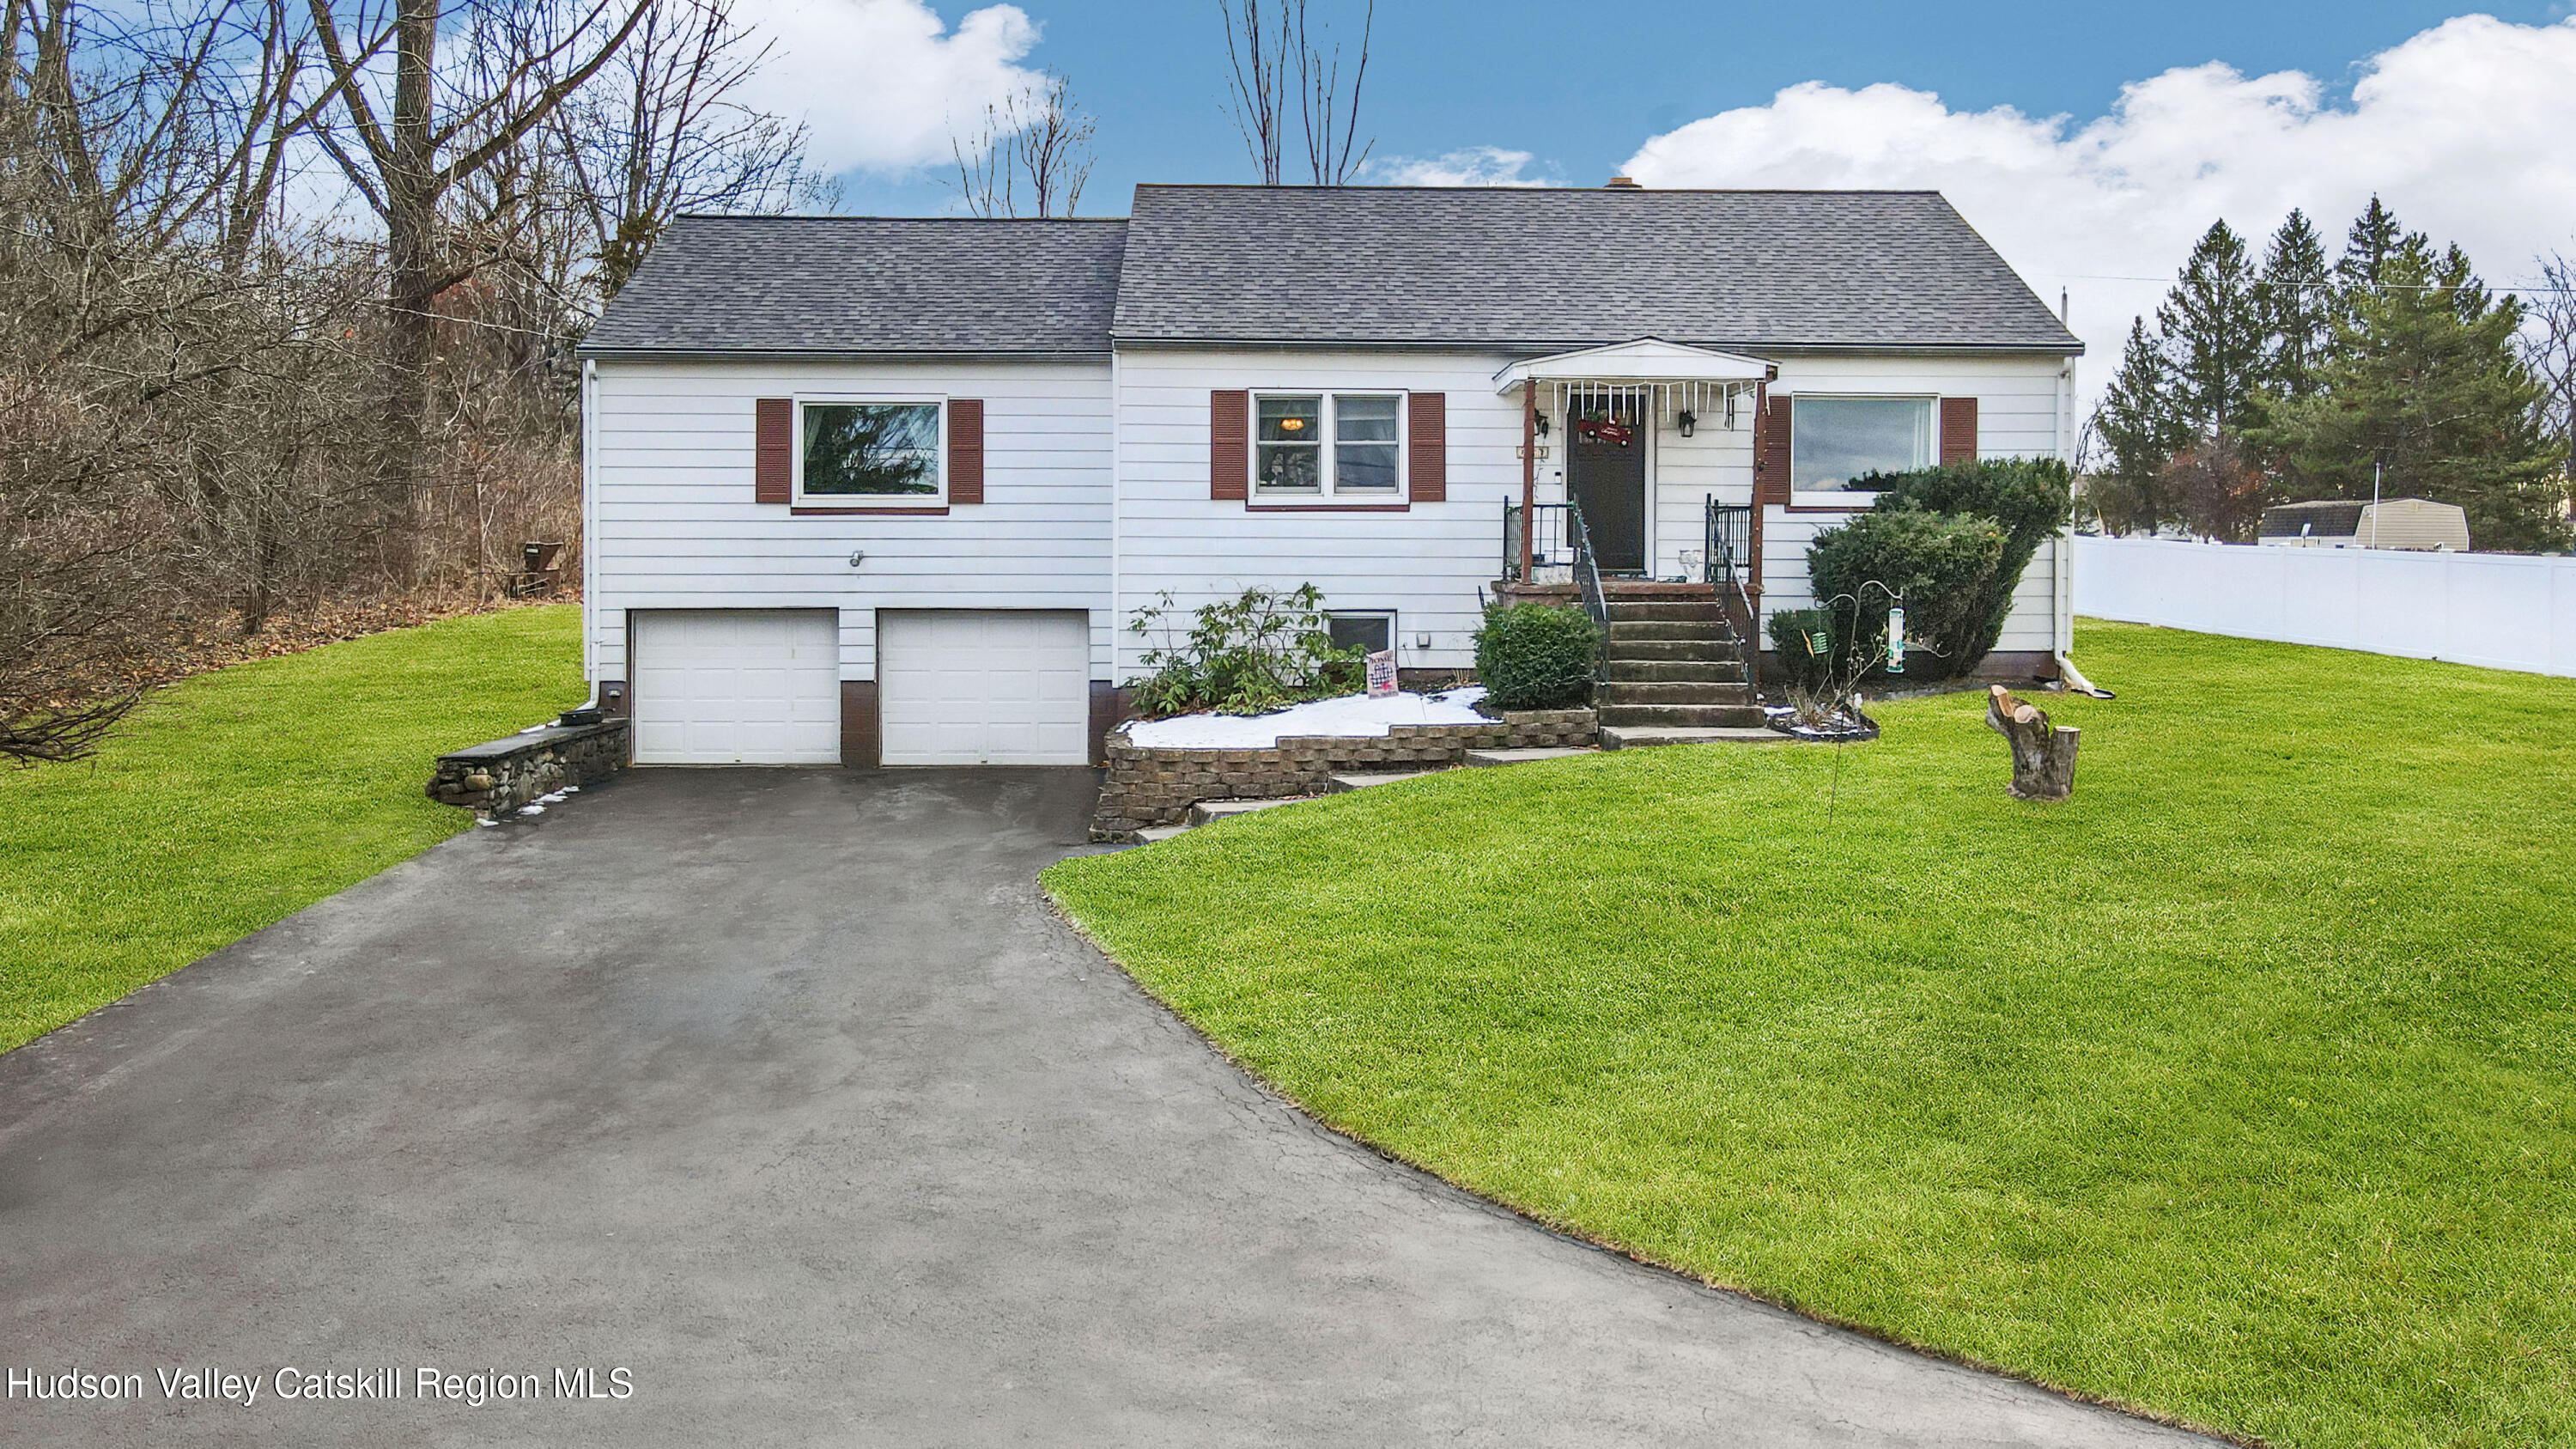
1597, 681, 1753, 707
1606, 618, 1730, 642
1604, 600, 1720, 622
1595, 703, 1770, 729
1462, 746, 1595, 767
1185, 797, 1309, 827
1135, 824, 1193, 843
1599, 725, 1793, 750
1327, 770, 1444, 793
1603, 659, 1747, 684
1603, 638, 1741, 664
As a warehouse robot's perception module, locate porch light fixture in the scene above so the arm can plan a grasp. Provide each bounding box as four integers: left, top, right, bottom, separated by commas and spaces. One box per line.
1534, 411, 1550, 437
1677, 410, 1697, 438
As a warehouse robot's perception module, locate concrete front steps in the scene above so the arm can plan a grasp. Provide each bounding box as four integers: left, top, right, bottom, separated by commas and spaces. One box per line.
1597, 594, 1763, 732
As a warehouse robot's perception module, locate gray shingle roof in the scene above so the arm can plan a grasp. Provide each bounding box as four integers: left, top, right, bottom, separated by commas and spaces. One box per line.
1114, 186, 2081, 353
583, 215, 1129, 356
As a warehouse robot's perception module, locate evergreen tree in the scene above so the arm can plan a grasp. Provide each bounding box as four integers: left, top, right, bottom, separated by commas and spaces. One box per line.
2086, 318, 2187, 533
2255, 210, 2333, 400
2155, 221, 2267, 453
2335, 195, 2407, 293
2256, 238, 2566, 551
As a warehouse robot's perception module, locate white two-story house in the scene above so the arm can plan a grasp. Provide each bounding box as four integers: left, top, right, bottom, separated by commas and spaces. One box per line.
578, 183, 2082, 766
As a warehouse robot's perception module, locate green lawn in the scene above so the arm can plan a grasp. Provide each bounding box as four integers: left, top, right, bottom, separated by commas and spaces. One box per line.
1, 605, 583, 1051
1046, 623, 2576, 1449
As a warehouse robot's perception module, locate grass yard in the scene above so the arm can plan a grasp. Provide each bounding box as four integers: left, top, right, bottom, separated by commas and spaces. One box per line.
1, 605, 583, 1051
1045, 623, 2576, 1449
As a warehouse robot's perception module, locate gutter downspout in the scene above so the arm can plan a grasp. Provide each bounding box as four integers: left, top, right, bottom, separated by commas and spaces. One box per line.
580, 357, 600, 708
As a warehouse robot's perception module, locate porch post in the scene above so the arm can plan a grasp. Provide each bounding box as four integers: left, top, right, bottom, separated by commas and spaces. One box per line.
1520, 381, 1537, 581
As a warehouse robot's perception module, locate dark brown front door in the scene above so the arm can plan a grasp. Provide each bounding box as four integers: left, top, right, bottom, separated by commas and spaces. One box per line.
1568, 401, 1647, 573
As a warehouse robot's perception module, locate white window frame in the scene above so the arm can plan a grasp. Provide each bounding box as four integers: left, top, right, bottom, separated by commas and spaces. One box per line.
1324, 610, 1399, 657
1249, 390, 1408, 503
1789, 393, 1935, 503
793, 394, 947, 508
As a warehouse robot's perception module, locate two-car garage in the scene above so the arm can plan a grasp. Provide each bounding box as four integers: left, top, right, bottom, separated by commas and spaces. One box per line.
629, 608, 1092, 766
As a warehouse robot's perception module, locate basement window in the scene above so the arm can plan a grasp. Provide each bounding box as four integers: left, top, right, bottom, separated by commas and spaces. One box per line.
1326, 612, 1395, 655
798, 399, 944, 504
1255, 393, 1403, 500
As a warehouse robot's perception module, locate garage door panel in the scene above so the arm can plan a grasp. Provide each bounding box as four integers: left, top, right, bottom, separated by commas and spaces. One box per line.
632, 609, 841, 765
878, 610, 1090, 765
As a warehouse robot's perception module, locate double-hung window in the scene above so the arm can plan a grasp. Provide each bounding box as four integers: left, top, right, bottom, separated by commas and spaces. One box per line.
1255, 393, 1403, 501
797, 398, 945, 505
1790, 396, 1934, 492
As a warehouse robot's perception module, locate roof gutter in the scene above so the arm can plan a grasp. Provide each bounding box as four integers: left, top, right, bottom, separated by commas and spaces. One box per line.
574, 346, 1115, 363
1107, 337, 2084, 357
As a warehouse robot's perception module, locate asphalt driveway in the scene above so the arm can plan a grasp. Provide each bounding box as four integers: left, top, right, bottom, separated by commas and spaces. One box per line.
2, 769, 2216, 1446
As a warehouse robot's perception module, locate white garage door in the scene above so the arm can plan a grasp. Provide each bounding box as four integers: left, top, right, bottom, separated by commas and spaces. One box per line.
631, 610, 841, 764
878, 610, 1091, 765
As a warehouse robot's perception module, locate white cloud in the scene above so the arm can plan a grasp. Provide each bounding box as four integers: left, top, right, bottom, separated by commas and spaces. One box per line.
1623, 15, 2576, 401
1364, 146, 1551, 187
735, 0, 1044, 174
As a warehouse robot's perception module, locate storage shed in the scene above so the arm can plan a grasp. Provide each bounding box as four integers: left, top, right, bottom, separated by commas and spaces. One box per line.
2258, 497, 2470, 551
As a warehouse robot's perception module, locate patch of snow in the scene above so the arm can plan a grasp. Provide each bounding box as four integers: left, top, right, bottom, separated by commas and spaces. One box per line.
537, 792, 568, 805
474, 818, 500, 828
518, 804, 545, 816
559, 785, 580, 794
1125, 687, 1490, 750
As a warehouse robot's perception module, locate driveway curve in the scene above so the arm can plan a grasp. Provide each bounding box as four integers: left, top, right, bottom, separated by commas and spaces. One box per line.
2, 769, 2216, 1446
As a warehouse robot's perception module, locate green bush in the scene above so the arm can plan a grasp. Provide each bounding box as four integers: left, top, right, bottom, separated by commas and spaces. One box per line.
1856, 457, 2074, 671
1474, 602, 1599, 709
1806, 510, 2006, 680
1124, 585, 1361, 717
1766, 608, 1839, 694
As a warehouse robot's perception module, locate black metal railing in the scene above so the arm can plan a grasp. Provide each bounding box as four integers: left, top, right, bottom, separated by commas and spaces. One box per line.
1704, 499, 1757, 642
1566, 499, 1611, 650
1502, 501, 1574, 581
1704, 501, 1752, 588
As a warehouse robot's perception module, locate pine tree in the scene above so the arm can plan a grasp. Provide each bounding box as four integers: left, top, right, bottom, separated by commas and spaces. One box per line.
2335, 195, 2406, 293
2155, 221, 2267, 454
2086, 318, 2188, 533
2255, 210, 2332, 400
2257, 238, 2567, 551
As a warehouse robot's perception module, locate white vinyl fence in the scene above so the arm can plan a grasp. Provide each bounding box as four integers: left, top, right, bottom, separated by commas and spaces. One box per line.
2073, 536, 2576, 679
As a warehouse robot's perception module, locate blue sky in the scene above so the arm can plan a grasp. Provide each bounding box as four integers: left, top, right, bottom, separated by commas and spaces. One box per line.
747, 3, 2576, 393
823, 1, 2570, 214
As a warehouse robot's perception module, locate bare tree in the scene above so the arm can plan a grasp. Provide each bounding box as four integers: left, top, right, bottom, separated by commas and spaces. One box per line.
949, 74, 1093, 219
1292, 0, 1370, 185
546, 0, 818, 298
303, 0, 651, 558
2521, 251, 2576, 515
1218, 0, 1287, 184
1220, 0, 1374, 186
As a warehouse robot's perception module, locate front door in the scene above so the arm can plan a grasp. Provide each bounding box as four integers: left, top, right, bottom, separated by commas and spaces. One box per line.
1568, 399, 1647, 573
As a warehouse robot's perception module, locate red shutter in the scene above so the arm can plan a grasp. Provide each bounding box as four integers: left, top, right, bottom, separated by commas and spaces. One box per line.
1406, 392, 1447, 503
755, 398, 793, 503
1940, 396, 1979, 465
947, 399, 984, 504
1211, 390, 1249, 501
1756, 389, 1793, 504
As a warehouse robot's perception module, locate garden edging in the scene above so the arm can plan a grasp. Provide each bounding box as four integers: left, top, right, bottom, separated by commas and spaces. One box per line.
1090, 708, 1595, 841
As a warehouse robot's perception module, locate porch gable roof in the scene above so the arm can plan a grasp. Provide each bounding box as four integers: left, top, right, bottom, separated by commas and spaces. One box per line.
1493, 338, 1775, 393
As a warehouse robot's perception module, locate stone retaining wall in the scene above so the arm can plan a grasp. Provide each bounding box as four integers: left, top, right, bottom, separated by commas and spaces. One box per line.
1090, 709, 1595, 840
427, 721, 629, 820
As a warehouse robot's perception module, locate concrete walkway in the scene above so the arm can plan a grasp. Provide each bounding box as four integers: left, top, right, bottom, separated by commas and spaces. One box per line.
1, 770, 2216, 1446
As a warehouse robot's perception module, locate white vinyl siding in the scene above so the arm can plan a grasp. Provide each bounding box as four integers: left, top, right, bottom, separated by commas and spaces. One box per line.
1757, 354, 2074, 656
631, 609, 841, 764
586, 358, 1114, 691
1116, 350, 1520, 678
878, 610, 1091, 765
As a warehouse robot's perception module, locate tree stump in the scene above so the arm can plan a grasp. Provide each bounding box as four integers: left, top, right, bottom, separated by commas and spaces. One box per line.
1984, 685, 2080, 801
